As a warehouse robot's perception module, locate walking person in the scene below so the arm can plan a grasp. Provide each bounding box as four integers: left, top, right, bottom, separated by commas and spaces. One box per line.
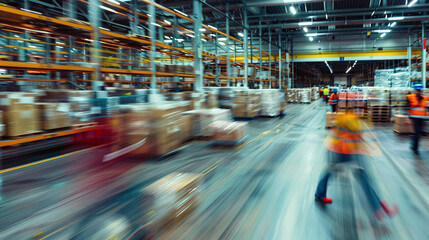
323, 86, 330, 104
328, 89, 338, 112
406, 84, 429, 155
315, 112, 398, 221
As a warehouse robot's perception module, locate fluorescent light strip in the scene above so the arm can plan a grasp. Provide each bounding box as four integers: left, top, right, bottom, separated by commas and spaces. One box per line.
408, 0, 418, 7
150, 22, 162, 27
164, 39, 173, 43
371, 11, 375, 16
107, 0, 120, 5
303, 27, 308, 33
20, 8, 41, 15
346, 67, 352, 73
306, 33, 317, 37
199, 28, 206, 32
99, 27, 110, 31
219, 42, 225, 46
202, 38, 207, 42
309, 37, 314, 41
186, 34, 195, 38
100, 5, 118, 13
374, 29, 391, 33
208, 25, 218, 30
390, 22, 397, 27
174, 9, 188, 17
238, 32, 244, 37
164, 20, 171, 25
289, 6, 297, 15
388, 16, 404, 21
218, 37, 227, 41
299, 22, 313, 26
325, 13, 328, 20
380, 33, 386, 37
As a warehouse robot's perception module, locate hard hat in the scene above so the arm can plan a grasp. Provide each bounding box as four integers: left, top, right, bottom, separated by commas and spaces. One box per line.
332, 88, 338, 93
413, 84, 423, 90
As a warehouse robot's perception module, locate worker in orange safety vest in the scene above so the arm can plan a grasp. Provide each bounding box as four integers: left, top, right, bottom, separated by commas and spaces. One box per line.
406, 84, 429, 155
328, 89, 339, 112
315, 112, 398, 221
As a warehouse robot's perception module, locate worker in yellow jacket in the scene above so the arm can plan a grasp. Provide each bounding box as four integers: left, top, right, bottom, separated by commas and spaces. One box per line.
406, 84, 429, 155
323, 86, 330, 104
315, 112, 398, 221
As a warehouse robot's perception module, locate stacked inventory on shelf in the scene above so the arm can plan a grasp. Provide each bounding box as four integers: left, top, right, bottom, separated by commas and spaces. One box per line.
286, 88, 314, 103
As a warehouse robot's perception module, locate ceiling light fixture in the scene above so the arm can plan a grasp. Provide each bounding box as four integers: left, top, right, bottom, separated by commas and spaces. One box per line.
164, 39, 173, 43
99, 27, 110, 31
303, 27, 308, 32
107, 0, 120, 5
390, 22, 397, 27
208, 25, 218, 30
388, 16, 404, 21
20, 8, 42, 15
380, 33, 386, 37
371, 11, 375, 16
186, 34, 195, 38
150, 22, 162, 27
164, 20, 171, 25
238, 32, 244, 37
289, 6, 297, 15
219, 42, 225, 46
199, 28, 206, 32
325, 14, 328, 20
100, 5, 118, 13
325, 61, 333, 74
174, 9, 188, 17
309, 37, 314, 41
202, 38, 207, 42
374, 29, 391, 33
299, 22, 313, 26
218, 37, 227, 41
346, 67, 352, 73
408, 0, 418, 7
306, 33, 318, 37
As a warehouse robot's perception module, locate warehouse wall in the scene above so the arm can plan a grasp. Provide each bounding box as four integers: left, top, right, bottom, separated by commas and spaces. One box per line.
293, 34, 409, 53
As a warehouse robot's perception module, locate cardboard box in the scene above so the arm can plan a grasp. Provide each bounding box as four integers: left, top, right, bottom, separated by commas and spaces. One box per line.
210, 121, 247, 141
394, 115, 414, 134
37, 103, 72, 130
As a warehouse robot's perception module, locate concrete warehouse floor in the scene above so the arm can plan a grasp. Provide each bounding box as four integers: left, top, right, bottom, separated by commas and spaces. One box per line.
0, 100, 428, 240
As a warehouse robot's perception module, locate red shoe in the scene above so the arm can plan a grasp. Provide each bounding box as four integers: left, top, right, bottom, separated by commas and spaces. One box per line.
374, 208, 386, 222
315, 196, 333, 204
380, 201, 399, 216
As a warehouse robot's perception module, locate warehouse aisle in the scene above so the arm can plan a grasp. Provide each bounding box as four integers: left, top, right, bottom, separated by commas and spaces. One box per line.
0, 101, 429, 239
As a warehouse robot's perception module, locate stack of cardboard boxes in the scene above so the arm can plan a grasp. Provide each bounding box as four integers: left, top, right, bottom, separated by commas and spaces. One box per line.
36, 103, 72, 130
144, 172, 201, 232
183, 92, 202, 110
203, 91, 218, 109
210, 121, 247, 142
393, 115, 414, 134
260, 90, 282, 116
0, 93, 41, 137
183, 108, 231, 137
232, 91, 260, 118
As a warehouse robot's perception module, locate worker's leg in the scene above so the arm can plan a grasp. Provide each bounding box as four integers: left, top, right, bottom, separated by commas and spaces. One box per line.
331, 104, 336, 112
411, 118, 422, 152
315, 171, 331, 199
355, 168, 381, 211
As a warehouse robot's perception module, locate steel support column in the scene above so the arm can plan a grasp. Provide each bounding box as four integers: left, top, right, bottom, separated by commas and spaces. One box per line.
89, 0, 101, 90
149, 1, 157, 90
268, 28, 271, 89
243, 4, 248, 87
193, 0, 204, 91
408, 33, 412, 87
423, 24, 427, 88
226, 3, 231, 87
278, 34, 281, 89
259, 22, 262, 89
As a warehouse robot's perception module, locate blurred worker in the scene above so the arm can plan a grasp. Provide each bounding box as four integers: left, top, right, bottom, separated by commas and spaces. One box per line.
328, 88, 338, 112
323, 86, 330, 104
315, 112, 398, 221
319, 87, 323, 98
406, 84, 429, 155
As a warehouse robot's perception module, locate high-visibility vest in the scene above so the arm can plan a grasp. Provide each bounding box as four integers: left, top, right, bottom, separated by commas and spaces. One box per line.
325, 113, 381, 156
323, 88, 330, 96
407, 94, 429, 117
329, 93, 338, 104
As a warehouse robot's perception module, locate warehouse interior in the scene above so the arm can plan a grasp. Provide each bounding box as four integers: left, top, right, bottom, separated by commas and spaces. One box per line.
0, 0, 428, 239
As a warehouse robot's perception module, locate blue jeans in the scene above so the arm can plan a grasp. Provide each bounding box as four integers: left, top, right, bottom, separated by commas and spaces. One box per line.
410, 117, 425, 151
315, 151, 381, 211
